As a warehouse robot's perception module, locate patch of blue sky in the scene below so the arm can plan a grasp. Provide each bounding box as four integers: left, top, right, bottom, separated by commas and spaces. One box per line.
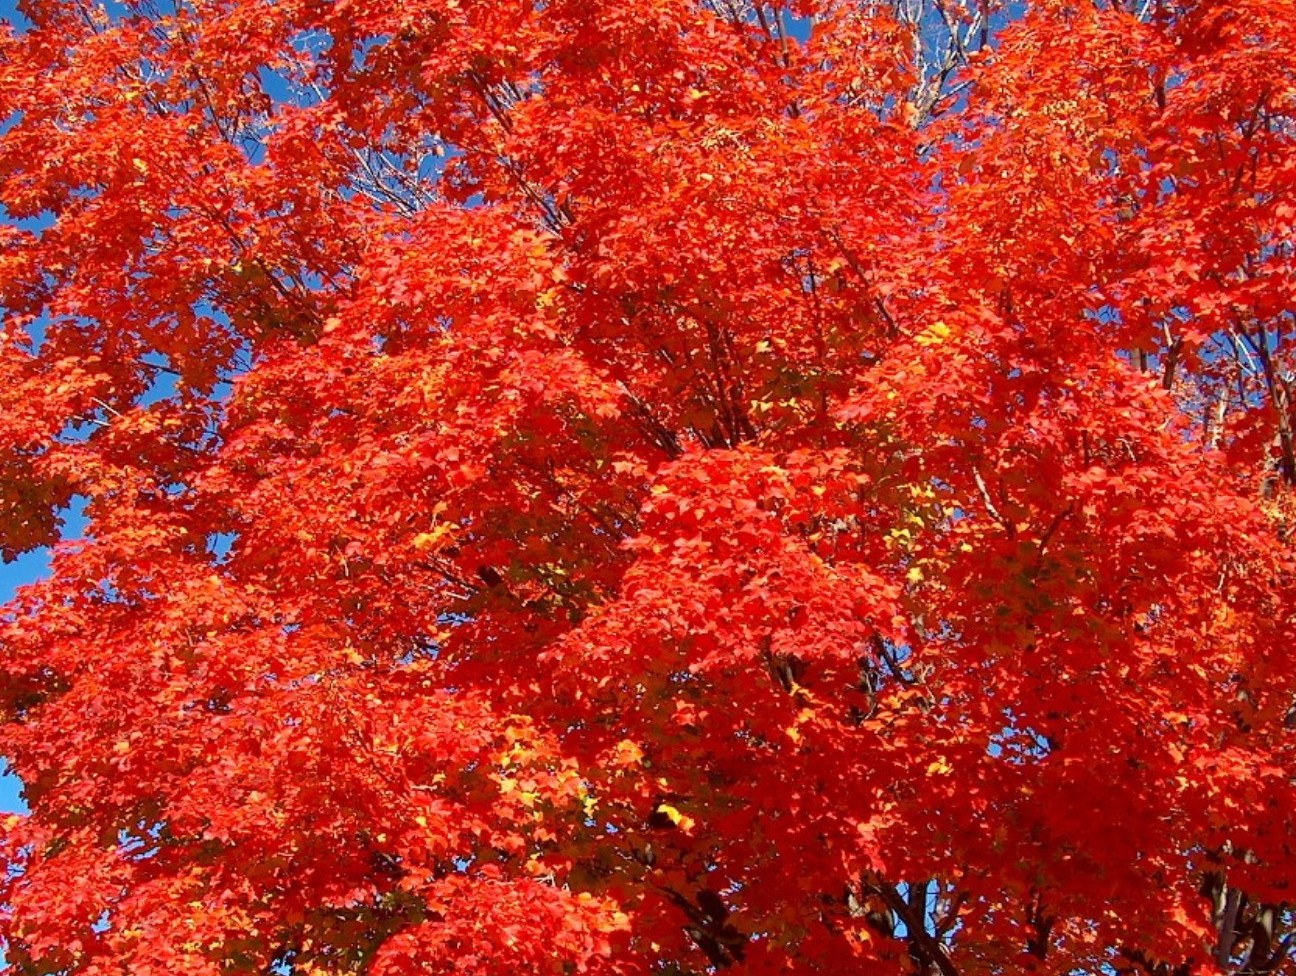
208, 530, 238, 563
0, 760, 24, 815
0, 0, 29, 31
784, 12, 813, 43
0, 554, 56, 811
0, 492, 89, 814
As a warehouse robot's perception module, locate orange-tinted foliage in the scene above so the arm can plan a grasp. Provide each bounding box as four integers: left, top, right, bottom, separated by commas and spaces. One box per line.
2, 1, 1296, 974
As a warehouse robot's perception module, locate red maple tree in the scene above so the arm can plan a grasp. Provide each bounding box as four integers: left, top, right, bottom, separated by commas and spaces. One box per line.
2, 1, 1296, 973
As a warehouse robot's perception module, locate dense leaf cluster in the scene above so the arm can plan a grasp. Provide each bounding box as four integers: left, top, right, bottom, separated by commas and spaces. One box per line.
2, 1, 1296, 974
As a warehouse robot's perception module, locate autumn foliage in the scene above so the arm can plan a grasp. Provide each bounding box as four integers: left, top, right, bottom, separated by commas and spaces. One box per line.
2, 0, 1296, 973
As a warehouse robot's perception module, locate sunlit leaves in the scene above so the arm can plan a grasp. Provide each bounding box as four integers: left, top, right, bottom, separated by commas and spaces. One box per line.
2, 1, 1296, 975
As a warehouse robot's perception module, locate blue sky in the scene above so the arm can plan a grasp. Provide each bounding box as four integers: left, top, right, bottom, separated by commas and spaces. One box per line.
0, 499, 92, 814
1, 0, 38, 818
0, 497, 76, 813
0, 547, 39, 814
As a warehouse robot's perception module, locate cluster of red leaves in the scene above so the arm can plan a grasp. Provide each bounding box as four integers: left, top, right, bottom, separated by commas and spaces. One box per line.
2, 1, 1296, 974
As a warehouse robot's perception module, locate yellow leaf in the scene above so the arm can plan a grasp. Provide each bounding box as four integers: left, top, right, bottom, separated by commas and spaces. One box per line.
412, 523, 456, 550
914, 321, 952, 347
614, 739, 644, 766
656, 803, 696, 831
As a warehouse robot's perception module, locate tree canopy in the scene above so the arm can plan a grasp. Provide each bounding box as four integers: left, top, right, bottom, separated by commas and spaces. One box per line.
2, 0, 1296, 974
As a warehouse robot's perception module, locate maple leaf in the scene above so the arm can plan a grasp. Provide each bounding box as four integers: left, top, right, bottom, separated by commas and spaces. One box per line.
2, 1, 1296, 975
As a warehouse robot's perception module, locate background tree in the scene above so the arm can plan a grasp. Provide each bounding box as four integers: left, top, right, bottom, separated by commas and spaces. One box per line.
2, 0, 1296, 974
